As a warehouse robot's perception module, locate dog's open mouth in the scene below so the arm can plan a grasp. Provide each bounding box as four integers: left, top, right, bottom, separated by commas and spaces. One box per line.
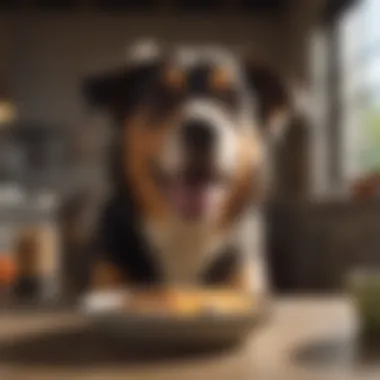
153, 162, 229, 220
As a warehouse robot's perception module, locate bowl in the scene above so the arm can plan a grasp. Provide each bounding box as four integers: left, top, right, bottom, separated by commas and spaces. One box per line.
80, 289, 263, 349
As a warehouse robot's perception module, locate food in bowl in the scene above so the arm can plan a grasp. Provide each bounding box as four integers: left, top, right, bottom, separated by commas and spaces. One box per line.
128, 288, 255, 316
83, 287, 256, 318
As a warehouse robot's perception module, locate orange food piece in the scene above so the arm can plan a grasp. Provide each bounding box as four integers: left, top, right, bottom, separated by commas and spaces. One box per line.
172, 289, 254, 313
0, 256, 17, 286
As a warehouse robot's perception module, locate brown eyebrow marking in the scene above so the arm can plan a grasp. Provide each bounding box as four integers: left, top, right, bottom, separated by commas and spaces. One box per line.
162, 67, 186, 91
209, 67, 231, 91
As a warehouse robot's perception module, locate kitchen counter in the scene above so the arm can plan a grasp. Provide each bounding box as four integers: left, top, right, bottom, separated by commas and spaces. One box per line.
0, 296, 377, 380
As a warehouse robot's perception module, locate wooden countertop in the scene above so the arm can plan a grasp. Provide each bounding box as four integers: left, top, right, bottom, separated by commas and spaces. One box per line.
0, 296, 377, 380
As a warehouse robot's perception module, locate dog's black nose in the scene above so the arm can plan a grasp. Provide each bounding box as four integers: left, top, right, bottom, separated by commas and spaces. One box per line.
181, 119, 217, 153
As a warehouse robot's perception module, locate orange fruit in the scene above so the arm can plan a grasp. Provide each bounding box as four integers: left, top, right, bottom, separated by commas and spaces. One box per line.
0, 256, 17, 286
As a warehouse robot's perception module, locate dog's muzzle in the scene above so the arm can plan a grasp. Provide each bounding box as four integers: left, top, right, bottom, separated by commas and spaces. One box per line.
156, 100, 238, 221
180, 118, 218, 158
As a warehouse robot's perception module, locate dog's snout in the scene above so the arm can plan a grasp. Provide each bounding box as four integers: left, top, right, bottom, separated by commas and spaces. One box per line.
181, 119, 216, 153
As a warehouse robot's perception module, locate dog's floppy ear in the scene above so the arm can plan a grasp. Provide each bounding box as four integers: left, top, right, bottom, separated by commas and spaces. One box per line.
82, 40, 161, 122
245, 59, 299, 140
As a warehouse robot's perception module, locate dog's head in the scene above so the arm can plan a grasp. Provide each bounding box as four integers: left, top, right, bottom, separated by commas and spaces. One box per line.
84, 43, 294, 227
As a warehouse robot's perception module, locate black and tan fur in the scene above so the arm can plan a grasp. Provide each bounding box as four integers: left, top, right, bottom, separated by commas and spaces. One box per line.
83, 43, 293, 297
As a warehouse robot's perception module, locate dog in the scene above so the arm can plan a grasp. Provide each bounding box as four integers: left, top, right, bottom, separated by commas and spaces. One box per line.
83, 42, 294, 300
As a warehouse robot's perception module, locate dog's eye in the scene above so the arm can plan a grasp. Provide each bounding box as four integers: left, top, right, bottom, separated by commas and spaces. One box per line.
145, 90, 182, 128
216, 87, 239, 108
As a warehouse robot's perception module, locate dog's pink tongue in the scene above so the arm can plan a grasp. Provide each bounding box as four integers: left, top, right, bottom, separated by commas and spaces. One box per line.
171, 181, 209, 219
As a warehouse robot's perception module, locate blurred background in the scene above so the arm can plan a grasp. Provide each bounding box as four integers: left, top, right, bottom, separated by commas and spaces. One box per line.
0, 0, 379, 301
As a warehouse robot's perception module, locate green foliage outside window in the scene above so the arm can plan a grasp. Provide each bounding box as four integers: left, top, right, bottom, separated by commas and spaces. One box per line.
360, 106, 380, 172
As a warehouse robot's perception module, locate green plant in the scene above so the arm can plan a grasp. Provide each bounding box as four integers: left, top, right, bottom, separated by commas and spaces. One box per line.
360, 106, 380, 172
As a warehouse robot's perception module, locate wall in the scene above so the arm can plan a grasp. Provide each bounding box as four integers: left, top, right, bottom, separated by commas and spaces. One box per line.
269, 199, 380, 292
0, 18, 11, 93
1, 4, 328, 123
2, 12, 285, 127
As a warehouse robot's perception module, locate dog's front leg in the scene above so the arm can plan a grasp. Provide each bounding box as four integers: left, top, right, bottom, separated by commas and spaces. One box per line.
91, 259, 126, 290
81, 259, 128, 312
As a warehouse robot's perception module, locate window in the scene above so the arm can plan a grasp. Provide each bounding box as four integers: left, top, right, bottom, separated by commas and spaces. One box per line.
339, 0, 380, 180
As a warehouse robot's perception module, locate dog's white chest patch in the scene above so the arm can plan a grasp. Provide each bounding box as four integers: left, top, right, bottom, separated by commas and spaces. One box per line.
144, 220, 226, 285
